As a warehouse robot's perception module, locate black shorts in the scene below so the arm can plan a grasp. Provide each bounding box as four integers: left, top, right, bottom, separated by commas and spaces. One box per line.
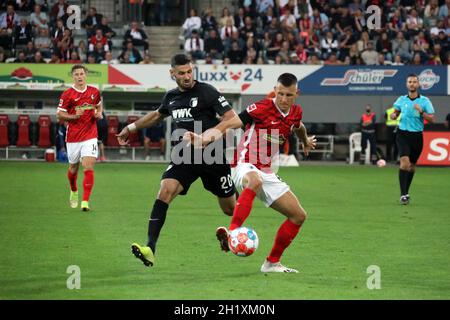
396, 129, 423, 164
144, 126, 165, 142
161, 162, 236, 198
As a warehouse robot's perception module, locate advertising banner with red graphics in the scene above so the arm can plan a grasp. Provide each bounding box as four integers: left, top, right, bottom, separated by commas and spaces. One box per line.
417, 132, 450, 166
108, 64, 321, 94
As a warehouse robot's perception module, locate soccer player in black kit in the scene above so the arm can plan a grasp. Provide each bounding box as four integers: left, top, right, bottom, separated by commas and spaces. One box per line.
117, 54, 238, 267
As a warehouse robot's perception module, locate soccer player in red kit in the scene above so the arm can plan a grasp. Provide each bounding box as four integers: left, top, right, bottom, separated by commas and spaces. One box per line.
193, 73, 316, 272
56, 65, 103, 211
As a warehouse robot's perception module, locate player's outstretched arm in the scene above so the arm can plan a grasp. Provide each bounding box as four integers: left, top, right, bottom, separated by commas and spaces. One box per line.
201, 109, 242, 145
116, 111, 166, 145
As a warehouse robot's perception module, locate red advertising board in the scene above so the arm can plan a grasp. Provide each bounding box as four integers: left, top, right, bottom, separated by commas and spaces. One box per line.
417, 132, 450, 166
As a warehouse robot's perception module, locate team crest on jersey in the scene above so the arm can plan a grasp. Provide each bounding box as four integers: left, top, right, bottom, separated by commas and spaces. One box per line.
91, 94, 95, 100
189, 97, 198, 108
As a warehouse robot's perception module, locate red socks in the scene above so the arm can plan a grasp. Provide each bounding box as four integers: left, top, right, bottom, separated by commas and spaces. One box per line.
229, 188, 257, 231
67, 170, 78, 192
267, 219, 301, 263
82, 170, 94, 201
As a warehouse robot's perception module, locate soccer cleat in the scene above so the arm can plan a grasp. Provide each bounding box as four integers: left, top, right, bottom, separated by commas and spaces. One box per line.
405, 194, 410, 200
131, 243, 154, 267
260, 260, 299, 273
216, 227, 230, 252
399, 195, 409, 205
70, 191, 78, 208
81, 200, 90, 211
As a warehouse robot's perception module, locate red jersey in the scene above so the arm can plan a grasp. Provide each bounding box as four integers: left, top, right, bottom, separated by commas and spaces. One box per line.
233, 98, 303, 171
57, 85, 101, 143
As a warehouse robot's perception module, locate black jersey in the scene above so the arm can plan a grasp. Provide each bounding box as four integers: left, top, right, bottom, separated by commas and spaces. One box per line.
157, 81, 232, 133
158, 81, 232, 132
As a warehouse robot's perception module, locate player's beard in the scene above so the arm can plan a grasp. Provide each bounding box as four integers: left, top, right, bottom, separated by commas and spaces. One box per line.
178, 78, 193, 90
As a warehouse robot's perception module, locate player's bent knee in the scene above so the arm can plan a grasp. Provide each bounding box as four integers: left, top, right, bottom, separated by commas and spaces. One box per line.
157, 187, 177, 203
247, 175, 263, 192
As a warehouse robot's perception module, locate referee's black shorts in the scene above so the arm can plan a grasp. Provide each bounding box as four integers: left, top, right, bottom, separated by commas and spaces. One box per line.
396, 129, 423, 164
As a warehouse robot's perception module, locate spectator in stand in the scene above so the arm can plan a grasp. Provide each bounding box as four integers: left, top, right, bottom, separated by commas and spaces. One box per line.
82, 7, 103, 38
139, 53, 154, 64
298, 12, 313, 43
244, 46, 258, 64
274, 53, 283, 64
14, 19, 33, 47
406, 8, 423, 37
90, 42, 106, 63
336, 7, 354, 36
48, 52, 61, 63
220, 17, 237, 42
14, 51, 27, 63
392, 31, 412, 62
51, 18, 65, 47
202, 7, 218, 34
0, 49, 6, 63
348, 0, 364, 15
224, 29, 245, 54
378, 53, 392, 65
376, 31, 393, 61
119, 40, 143, 64
277, 40, 291, 64
101, 51, 120, 64
433, 31, 449, 54
261, 5, 276, 29
227, 40, 245, 63
239, 16, 257, 41
392, 54, 404, 65
234, 7, 246, 29
388, 8, 406, 36
356, 30, 370, 54
361, 41, 379, 65
219, 7, 234, 29
320, 31, 338, 60
0, 28, 13, 54
87, 54, 97, 64
184, 29, 205, 60
428, 43, 444, 65
182, 9, 202, 38
57, 29, 74, 62
424, 0, 440, 28
352, 8, 367, 35
279, 7, 296, 38
289, 51, 301, 64
240, 0, 257, 19
124, 21, 149, 54
311, 8, 329, 35
295, 42, 308, 64
30, 4, 48, 31
430, 20, 446, 38
439, 0, 450, 19
89, 28, 109, 52
205, 29, 224, 59
411, 42, 429, 64
306, 52, 322, 65
347, 43, 361, 64
77, 40, 88, 62
98, 17, 116, 50
23, 41, 36, 60
411, 52, 422, 65
50, 0, 68, 25
339, 27, 357, 60
0, 4, 19, 34
66, 51, 82, 64
29, 50, 46, 63
264, 16, 280, 40
324, 52, 344, 65
266, 32, 283, 59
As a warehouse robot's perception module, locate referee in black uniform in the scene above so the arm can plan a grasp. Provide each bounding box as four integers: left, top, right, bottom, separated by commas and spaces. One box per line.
117, 54, 239, 266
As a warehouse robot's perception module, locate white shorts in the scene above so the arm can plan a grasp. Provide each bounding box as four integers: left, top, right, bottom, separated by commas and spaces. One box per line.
231, 162, 290, 207
66, 138, 98, 164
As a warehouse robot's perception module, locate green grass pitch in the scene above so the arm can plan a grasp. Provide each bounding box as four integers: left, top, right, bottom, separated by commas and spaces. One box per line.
0, 162, 449, 299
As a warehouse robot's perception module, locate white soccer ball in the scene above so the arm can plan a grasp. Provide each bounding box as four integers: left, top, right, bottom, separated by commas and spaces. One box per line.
228, 227, 259, 257
377, 159, 386, 167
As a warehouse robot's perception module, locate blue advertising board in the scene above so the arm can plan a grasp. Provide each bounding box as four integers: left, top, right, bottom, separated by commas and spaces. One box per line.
298, 66, 447, 95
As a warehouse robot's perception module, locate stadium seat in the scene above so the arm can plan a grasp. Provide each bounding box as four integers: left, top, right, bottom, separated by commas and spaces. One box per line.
106, 115, 121, 147
0, 114, 9, 147
16, 115, 31, 147
349, 132, 370, 165
37, 115, 52, 148
127, 115, 141, 147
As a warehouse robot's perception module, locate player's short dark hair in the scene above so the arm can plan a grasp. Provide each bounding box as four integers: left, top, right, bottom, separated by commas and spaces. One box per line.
277, 73, 298, 87
71, 64, 88, 74
407, 73, 419, 80
171, 54, 191, 67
